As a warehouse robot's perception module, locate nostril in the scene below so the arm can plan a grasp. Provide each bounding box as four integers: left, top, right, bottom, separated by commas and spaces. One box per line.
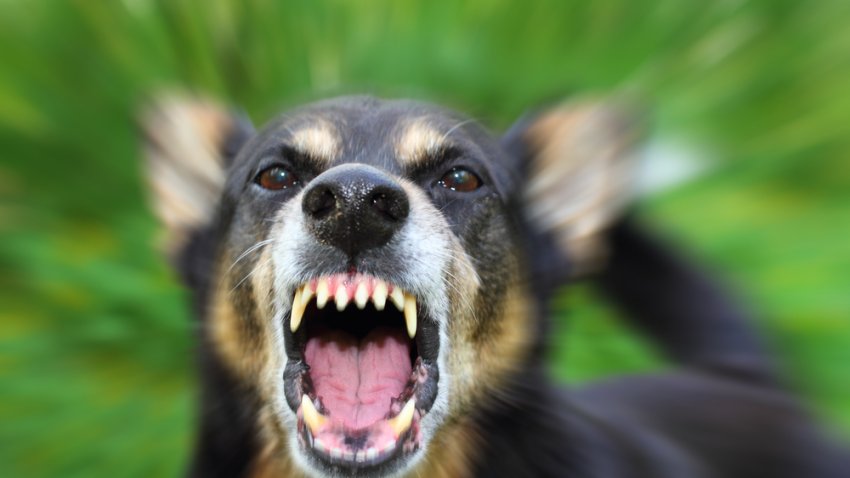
370, 189, 409, 222
371, 193, 390, 216
304, 186, 337, 219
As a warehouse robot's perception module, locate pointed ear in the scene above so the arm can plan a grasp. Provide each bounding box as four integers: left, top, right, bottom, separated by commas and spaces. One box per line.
140, 94, 254, 259
502, 97, 646, 276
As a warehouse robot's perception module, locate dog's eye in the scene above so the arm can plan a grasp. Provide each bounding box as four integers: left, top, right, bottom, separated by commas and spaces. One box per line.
438, 167, 481, 192
256, 165, 299, 190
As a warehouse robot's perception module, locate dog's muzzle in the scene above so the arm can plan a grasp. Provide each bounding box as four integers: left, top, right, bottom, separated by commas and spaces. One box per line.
280, 164, 443, 474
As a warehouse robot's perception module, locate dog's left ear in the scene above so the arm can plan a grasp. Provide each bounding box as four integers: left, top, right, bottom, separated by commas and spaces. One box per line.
502, 97, 645, 276
140, 94, 254, 260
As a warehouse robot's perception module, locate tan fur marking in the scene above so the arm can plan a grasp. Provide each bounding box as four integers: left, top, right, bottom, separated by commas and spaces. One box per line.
395, 119, 448, 166
415, 417, 479, 477
449, 264, 534, 410
208, 247, 275, 382
290, 121, 339, 164
249, 407, 303, 478
248, 246, 291, 403
209, 279, 250, 377
250, 246, 277, 332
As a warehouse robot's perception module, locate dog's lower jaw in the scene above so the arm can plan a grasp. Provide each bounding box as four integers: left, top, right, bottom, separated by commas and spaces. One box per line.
251, 363, 452, 478
250, 410, 476, 478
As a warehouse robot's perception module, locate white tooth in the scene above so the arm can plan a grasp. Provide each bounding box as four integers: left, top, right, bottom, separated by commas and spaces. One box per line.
343, 450, 354, 461
314, 438, 326, 452
366, 448, 377, 460
301, 285, 315, 305
403, 293, 417, 339
335, 284, 349, 311
354, 282, 369, 309
307, 430, 314, 447
356, 451, 365, 462
330, 448, 342, 459
316, 278, 330, 309
291, 288, 306, 333
390, 287, 405, 310
388, 398, 416, 437
382, 440, 396, 453
372, 281, 388, 311
301, 395, 326, 433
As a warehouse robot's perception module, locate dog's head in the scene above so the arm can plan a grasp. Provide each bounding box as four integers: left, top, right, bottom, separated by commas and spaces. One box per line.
142, 95, 640, 477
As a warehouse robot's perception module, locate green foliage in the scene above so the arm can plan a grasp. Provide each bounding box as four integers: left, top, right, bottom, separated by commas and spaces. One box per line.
2, 1, 848, 476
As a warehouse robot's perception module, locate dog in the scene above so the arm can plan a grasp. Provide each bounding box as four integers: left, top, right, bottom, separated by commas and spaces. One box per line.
140, 94, 848, 477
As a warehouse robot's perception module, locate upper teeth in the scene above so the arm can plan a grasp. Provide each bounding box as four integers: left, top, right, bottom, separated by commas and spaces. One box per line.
372, 281, 388, 310
290, 276, 417, 339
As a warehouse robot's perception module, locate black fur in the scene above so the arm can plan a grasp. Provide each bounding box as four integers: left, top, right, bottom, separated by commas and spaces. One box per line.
468, 217, 849, 477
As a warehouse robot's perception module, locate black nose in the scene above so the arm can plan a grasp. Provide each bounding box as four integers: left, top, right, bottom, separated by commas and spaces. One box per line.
302, 164, 410, 257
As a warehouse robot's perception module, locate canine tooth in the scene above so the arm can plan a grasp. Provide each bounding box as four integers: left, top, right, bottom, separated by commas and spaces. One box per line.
335, 284, 349, 311
390, 287, 405, 310
314, 438, 326, 452
372, 281, 388, 311
388, 398, 416, 437
316, 278, 330, 308
366, 448, 377, 460
330, 448, 342, 459
301, 395, 326, 433
291, 289, 305, 333
301, 285, 315, 305
354, 282, 369, 309
403, 293, 417, 339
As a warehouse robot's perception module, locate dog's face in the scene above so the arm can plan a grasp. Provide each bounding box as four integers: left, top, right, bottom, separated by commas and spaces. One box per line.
142, 95, 639, 477
219, 97, 530, 476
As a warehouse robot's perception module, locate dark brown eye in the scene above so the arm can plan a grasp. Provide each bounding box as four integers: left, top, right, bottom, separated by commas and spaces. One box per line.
256, 165, 298, 190
438, 167, 481, 192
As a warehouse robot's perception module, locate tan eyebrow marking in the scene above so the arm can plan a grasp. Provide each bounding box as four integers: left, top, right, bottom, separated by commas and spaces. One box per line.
395, 119, 453, 167
290, 121, 339, 164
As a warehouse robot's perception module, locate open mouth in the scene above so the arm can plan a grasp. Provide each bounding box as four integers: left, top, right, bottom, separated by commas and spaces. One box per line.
283, 273, 440, 471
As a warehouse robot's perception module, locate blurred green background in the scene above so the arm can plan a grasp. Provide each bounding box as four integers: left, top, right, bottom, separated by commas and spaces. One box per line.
2, 0, 849, 476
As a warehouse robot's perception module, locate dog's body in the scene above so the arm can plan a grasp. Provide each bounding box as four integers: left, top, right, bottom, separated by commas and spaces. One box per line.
142, 95, 848, 477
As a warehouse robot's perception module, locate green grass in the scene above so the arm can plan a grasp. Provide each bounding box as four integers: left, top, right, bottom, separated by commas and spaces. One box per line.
2, 1, 849, 476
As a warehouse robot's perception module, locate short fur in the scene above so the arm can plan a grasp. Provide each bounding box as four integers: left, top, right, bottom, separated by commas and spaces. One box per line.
140, 95, 848, 477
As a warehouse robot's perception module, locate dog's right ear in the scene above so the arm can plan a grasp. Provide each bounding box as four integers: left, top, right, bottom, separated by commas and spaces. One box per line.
139, 95, 254, 260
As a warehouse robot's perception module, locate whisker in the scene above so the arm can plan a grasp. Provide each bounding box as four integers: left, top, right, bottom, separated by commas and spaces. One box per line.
230, 256, 273, 293
439, 118, 477, 145
228, 238, 275, 272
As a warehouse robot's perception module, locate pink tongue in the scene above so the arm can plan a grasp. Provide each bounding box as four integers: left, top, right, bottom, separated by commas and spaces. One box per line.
305, 327, 412, 429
